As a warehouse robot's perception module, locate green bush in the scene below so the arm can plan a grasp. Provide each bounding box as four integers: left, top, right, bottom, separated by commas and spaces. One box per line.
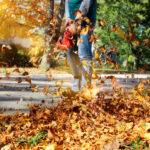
0, 43, 32, 67
16, 50, 33, 67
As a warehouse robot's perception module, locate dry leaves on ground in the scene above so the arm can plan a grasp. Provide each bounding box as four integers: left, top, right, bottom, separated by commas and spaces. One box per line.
0, 82, 150, 150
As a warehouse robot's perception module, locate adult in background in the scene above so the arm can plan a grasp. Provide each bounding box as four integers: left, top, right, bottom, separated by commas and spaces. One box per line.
65, 0, 97, 92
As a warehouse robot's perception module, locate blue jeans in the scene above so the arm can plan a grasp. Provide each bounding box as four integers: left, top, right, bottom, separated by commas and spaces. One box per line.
67, 32, 93, 92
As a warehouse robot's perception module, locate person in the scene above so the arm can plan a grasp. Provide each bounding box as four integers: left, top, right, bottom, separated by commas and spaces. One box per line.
65, 0, 97, 92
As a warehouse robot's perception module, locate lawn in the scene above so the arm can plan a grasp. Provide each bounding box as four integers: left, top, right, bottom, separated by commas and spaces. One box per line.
0, 65, 149, 75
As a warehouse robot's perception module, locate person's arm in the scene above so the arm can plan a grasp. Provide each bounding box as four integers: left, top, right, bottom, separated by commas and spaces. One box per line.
65, 0, 70, 18
79, 0, 93, 16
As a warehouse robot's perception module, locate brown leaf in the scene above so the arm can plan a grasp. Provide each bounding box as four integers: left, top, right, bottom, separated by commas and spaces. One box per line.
134, 40, 140, 46
128, 31, 136, 42
139, 65, 148, 73
128, 22, 134, 32
42, 86, 50, 95
25, 76, 32, 87
143, 39, 150, 47
3, 85, 8, 89
0, 62, 8, 67
45, 74, 53, 81
110, 24, 116, 32
22, 71, 29, 76
84, 17, 90, 24
13, 68, 20, 73
17, 77, 22, 83
1, 47, 5, 54
5, 72, 10, 79
134, 18, 139, 27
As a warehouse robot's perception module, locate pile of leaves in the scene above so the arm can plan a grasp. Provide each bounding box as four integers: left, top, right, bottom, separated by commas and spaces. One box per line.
0, 82, 150, 150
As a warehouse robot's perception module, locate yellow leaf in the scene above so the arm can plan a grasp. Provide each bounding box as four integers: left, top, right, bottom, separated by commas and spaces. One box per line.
42, 86, 50, 95
46, 144, 56, 150
82, 61, 88, 67
101, 19, 105, 26
126, 122, 133, 130
55, 80, 64, 88
72, 123, 77, 130
138, 80, 146, 89
77, 37, 84, 46
144, 133, 150, 140
92, 70, 98, 79
32, 85, 39, 92
80, 26, 89, 35
94, 50, 99, 60
99, 112, 104, 120
116, 26, 127, 39
133, 108, 138, 115
145, 123, 150, 131
89, 33, 96, 43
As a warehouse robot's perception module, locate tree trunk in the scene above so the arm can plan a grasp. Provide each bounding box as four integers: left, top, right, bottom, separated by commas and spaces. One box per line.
41, 0, 65, 69
135, 55, 140, 70
130, 42, 140, 70
41, 0, 54, 69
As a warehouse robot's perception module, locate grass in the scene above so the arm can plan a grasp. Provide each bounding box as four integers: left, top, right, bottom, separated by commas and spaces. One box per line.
0, 65, 72, 74
16, 130, 48, 147
0, 64, 149, 75
95, 68, 148, 74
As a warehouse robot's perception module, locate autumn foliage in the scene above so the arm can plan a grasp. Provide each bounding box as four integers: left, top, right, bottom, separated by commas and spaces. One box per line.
0, 0, 150, 149
0, 68, 150, 149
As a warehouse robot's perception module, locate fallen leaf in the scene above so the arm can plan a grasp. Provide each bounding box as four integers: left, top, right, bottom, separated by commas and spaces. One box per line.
17, 77, 22, 83
25, 76, 32, 87
32, 85, 39, 92
22, 71, 29, 76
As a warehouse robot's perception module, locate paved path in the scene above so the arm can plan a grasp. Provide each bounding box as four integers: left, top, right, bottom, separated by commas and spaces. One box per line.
0, 73, 149, 114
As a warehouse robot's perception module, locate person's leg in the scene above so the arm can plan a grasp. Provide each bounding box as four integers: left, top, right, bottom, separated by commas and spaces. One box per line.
81, 59, 93, 89
67, 48, 82, 92
78, 32, 93, 89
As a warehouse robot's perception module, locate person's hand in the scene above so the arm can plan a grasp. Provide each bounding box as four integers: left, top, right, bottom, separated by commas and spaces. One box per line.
69, 23, 76, 35
65, 18, 76, 35
65, 17, 72, 27
76, 10, 83, 20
